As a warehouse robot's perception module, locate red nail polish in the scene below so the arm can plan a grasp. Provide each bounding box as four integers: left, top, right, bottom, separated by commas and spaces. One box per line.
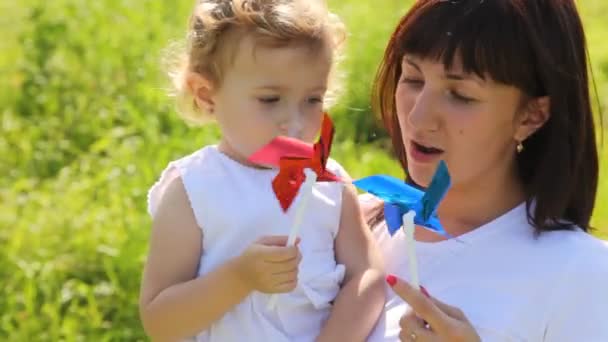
386, 274, 397, 287
420, 285, 430, 298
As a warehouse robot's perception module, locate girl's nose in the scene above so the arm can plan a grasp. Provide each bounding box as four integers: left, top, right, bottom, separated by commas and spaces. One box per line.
278, 112, 303, 139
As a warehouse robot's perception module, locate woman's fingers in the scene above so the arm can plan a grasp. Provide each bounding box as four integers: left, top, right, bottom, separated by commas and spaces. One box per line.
428, 295, 467, 320
399, 312, 436, 341
387, 275, 451, 334
399, 310, 427, 331
389, 275, 482, 342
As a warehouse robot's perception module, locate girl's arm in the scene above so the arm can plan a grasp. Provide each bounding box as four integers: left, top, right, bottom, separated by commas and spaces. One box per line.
138, 177, 252, 341
139, 177, 301, 341
316, 184, 386, 342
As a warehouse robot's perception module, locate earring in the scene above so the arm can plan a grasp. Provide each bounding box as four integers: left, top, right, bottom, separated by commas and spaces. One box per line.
201, 102, 214, 114
516, 141, 524, 153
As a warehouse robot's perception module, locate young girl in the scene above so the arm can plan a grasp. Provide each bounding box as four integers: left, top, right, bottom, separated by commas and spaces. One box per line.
139, 1, 385, 341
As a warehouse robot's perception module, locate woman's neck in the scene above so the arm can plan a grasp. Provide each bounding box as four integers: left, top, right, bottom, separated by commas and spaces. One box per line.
437, 168, 526, 238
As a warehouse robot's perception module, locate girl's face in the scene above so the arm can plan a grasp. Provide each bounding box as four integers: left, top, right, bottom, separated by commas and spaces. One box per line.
395, 54, 541, 190
192, 33, 332, 164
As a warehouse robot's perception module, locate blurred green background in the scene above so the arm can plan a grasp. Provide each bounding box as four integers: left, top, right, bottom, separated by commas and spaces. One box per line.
1, 0, 607, 340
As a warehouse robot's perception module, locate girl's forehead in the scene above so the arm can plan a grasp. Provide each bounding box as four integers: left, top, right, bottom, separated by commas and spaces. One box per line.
221, 50, 330, 94
232, 36, 331, 74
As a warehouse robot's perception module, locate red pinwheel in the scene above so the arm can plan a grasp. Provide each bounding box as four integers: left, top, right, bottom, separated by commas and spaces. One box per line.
248, 112, 343, 211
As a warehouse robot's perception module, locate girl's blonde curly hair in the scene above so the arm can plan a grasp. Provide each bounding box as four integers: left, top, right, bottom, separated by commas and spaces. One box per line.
164, 0, 347, 125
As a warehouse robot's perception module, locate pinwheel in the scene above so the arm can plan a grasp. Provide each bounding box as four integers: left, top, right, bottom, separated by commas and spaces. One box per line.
248, 112, 344, 309
353, 161, 451, 289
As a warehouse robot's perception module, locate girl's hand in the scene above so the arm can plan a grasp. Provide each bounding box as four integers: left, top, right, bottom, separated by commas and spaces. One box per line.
386, 275, 481, 342
235, 235, 302, 294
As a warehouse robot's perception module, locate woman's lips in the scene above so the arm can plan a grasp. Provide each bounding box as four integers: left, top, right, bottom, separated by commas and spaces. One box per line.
408, 141, 444, 163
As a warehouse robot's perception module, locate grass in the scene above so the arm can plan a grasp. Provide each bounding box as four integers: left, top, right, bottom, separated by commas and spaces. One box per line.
1, 0, 607, 340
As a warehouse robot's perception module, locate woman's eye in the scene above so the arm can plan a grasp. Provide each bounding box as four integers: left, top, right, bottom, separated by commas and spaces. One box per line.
400, 77, 424, 88
448, 90, 476, 104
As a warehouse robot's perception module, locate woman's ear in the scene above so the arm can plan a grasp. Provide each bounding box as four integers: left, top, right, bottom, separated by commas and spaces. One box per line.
514, 96, 550, 142
186, 72, 216, 114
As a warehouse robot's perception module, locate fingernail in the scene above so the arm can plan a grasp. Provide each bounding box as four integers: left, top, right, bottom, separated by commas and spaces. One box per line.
420, 285, 430, 298
386, 274, 397, 287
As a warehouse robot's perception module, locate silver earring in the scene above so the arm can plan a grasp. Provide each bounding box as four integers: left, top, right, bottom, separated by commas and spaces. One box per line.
516, 141, 524, 153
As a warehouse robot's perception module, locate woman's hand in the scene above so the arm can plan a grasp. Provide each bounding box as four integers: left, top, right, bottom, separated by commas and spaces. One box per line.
386, 275, 481, 342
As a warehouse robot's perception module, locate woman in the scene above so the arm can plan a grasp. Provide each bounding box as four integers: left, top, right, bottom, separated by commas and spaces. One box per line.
363, 1, 608, 341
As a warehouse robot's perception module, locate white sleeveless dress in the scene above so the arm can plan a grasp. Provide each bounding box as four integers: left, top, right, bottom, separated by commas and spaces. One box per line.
147, 145, 347, 342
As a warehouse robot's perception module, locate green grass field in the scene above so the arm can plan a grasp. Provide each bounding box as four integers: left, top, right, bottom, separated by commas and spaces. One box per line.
1, 1, 607, 340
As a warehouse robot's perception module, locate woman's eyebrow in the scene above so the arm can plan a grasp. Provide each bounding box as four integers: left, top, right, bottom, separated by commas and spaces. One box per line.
403, 57, 421, 71
444, 72, 485, 86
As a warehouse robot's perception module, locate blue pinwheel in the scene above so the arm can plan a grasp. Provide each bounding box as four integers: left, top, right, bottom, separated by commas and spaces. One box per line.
353, 160, 451, 236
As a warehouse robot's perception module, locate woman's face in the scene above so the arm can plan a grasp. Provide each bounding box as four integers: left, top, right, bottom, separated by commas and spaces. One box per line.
395, 54, 530, 189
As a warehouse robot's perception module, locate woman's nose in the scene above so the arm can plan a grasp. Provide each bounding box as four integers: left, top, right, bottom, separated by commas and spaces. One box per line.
407, 89, 439, 132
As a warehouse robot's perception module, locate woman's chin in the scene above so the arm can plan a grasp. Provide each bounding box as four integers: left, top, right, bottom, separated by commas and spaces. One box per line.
406, 158, 446, 188
406, 166, 433, 188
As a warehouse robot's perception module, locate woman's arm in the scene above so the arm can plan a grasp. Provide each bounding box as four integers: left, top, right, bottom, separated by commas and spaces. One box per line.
316, 185, 386, 342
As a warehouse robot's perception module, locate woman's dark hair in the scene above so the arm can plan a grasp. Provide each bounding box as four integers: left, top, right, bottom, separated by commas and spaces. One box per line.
370, 0, 600, 234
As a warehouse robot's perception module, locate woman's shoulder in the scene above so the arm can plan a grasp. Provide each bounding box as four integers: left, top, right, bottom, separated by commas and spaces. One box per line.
539, 227, 608, 281
539, 226, 608, 255
541, 230, 608, 338
493, 205, 608, 268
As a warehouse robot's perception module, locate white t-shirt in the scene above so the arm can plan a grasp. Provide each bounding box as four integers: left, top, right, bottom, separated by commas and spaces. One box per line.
147, 145, 347, 342
363, 196, 608, 342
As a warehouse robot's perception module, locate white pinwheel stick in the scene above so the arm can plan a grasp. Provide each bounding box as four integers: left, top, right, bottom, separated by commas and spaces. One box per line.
402, 210, 419, 290
267, 168, 318, 310
286, 168, 318, 245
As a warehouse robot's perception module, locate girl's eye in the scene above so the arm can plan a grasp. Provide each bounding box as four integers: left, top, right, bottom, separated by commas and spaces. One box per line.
307, 96, 323, 104
258, 96, 279, 104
